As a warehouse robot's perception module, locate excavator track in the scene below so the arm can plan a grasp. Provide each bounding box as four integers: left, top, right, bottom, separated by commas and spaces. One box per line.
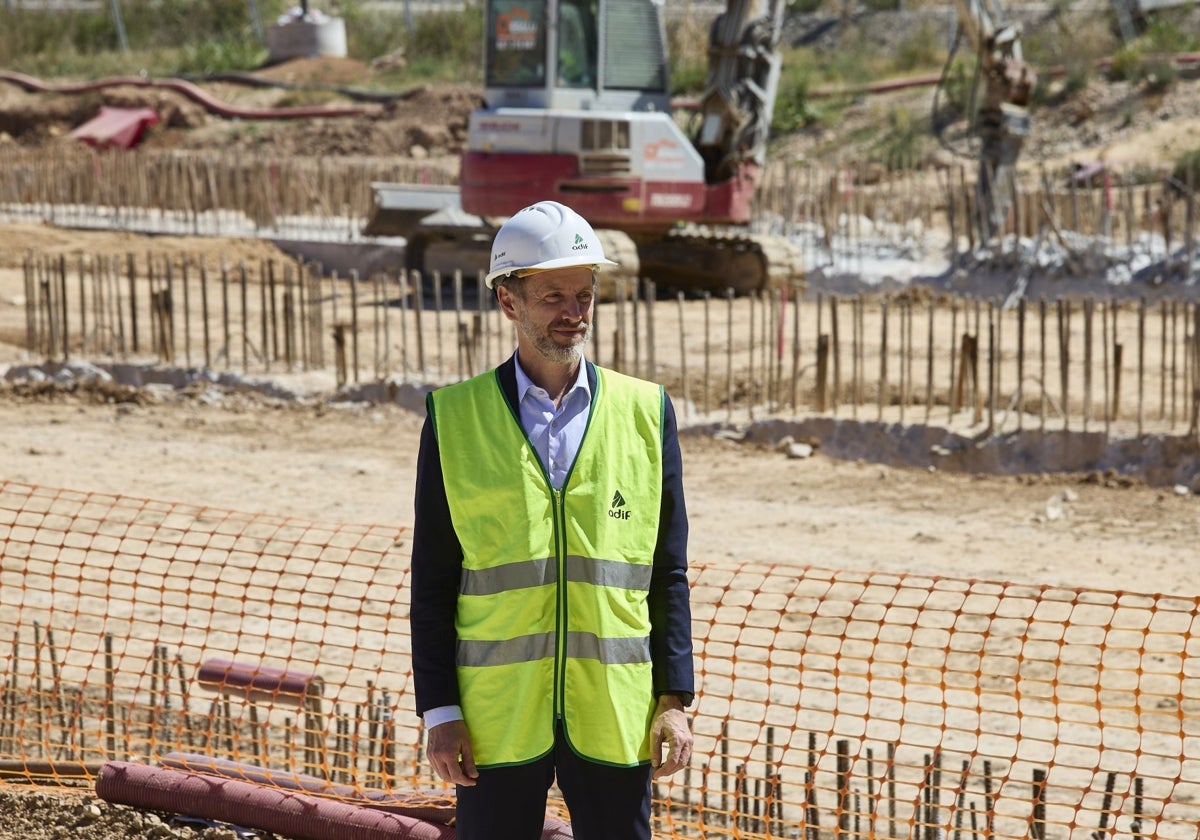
631, 226, 805, 297
403, 220, 642, 301
593, 229, 641, 301
399, 219, 801, 301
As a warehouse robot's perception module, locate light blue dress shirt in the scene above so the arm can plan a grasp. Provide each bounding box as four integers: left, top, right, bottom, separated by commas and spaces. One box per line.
513, 352, 592, 490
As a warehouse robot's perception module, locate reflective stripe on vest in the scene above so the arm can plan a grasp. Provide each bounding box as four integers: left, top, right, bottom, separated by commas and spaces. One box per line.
431, 364, 663, 768
457, 632, 651, 668
459, 555, 654, 596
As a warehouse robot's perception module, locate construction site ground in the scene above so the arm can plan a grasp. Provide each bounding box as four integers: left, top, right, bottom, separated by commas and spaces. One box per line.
2, 34, 1200, 839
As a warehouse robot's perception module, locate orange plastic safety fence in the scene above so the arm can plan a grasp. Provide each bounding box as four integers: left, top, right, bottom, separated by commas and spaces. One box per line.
2, 478, 1199, 840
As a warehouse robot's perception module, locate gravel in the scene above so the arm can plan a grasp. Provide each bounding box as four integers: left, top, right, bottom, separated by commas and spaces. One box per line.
0, 786, 275, 840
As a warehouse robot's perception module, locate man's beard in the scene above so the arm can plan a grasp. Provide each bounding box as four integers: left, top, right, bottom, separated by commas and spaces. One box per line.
519, 312, 591, 364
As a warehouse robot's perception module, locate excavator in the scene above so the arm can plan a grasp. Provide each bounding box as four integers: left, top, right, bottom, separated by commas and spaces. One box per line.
364, 0, 804, 295
363, 0, 1033, 293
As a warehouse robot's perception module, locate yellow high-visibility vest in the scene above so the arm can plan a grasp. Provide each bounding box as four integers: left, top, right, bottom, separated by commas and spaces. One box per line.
430, 364, 663, 767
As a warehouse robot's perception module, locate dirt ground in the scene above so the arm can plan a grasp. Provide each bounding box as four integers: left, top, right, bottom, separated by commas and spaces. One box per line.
3, 271, 1199, 837
3, 42, 1200, 840
1, 361, 1194, 595
0, 220, 1196, 595
2, 211, 1199, 839
0, 58, 478, 162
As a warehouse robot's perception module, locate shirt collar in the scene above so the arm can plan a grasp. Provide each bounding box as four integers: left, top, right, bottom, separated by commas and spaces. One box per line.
514, 352, 591, 406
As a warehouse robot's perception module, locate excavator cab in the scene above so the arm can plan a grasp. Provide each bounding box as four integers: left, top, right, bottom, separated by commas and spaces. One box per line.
464, 0, 706, 228
481, 0, 670, 112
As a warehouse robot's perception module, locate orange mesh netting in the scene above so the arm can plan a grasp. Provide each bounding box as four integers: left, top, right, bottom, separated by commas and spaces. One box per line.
1, 478, 1197, 839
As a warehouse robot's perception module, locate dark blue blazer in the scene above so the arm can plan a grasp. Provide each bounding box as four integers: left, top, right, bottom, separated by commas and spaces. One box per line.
410, 355, 695, 717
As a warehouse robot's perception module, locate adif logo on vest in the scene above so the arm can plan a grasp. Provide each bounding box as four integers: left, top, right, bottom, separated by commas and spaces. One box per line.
609, 489, 630, 520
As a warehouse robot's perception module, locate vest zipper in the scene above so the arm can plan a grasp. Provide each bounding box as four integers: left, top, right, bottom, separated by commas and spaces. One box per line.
552, 487, 567, 720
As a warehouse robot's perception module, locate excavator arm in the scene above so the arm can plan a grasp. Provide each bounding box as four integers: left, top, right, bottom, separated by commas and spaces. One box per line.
952, 0, 1036, 243
693, 0, 788, 185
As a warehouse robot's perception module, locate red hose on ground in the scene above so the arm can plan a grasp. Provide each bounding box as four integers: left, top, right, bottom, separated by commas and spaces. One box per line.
0, 70, 382, 120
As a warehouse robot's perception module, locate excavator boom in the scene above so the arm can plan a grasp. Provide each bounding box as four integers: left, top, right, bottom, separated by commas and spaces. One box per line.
952, 0, 1036, 242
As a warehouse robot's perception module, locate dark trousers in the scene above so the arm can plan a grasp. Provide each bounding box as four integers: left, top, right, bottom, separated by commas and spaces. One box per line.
455, 722, 652, 840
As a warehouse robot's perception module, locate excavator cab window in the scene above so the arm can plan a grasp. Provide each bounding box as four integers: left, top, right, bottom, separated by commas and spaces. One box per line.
487, 0, 548, 87
557, 0, 597, 87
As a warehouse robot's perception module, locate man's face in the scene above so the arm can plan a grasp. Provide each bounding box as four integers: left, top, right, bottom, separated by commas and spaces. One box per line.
500, 266, 596, 365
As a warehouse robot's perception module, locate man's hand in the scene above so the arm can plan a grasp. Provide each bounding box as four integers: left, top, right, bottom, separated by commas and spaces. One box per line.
650, 695, 693, 779
427, 719, 479, 786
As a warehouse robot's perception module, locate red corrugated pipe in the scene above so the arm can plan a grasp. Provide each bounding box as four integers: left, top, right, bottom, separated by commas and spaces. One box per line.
97, 761, 576, 839
97, 761, 454, 840
159, 752, 456, 823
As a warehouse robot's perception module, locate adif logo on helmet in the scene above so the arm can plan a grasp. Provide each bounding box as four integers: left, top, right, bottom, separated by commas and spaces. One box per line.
484, 201, 616, 289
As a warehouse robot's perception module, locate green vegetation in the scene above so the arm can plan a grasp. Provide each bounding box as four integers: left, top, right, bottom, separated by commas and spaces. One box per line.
1021, 12, 1113, 83
666, 13, 709, 96
628, 9, 961, 128
1105, 12, 1195, 91
174, 39, 269, 76
765, 26, 954, 134
773, 61, 822, 133
1141, 56, 1178, 93
0, 0, 287, 75
342, 1, 483, 84
939, 57, 976, 120
1024, 19, 1109, 106
0, 0, 482, 83
1108, 43, 1180, 92
1171, 146, 1200, 192
873, 107, 926, 170
786, 0, 823, 13
893, 23, 944, 74
1141, 15, 1200, 54
1108, 44, 1143, 82
274, 88, 340, 108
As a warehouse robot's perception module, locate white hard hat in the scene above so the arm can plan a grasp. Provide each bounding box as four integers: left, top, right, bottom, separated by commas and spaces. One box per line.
485, 200, 616, 289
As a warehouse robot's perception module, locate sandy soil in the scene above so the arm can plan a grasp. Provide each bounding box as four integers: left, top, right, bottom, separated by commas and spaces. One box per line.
1, 382, 1195, 597
1, 220, 1196, 596
4, 47, 1200, 840
2, 283, 1196, 839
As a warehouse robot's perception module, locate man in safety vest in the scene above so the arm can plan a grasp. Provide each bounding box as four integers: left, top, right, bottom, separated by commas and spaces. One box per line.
410, 200, 695, 839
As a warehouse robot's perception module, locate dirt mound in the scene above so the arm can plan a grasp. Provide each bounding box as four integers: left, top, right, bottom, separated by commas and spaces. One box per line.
0, 84, 208, 145
227, 82, 480, 157
0, 91, 94, 143
254, 55, 373, 86
0, 70, 480, 159
0, 223, 294, 270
